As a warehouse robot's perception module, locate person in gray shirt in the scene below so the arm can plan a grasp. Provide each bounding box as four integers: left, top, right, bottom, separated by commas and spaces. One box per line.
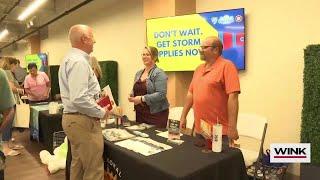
13, 59, 27, 86
59, 24, 110, 180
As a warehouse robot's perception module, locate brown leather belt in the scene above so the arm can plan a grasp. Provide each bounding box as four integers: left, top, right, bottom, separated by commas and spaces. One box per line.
64, 112, 100, 121
64, 112, 81, 115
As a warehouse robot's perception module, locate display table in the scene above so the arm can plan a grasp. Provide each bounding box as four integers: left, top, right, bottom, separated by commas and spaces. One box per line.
30, 104, 49, 141
37, 110, 63, 153
102, 127, 248, 180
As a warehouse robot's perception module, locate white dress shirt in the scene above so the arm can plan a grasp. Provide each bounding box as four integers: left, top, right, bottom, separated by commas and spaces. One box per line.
59, 48, 105, 118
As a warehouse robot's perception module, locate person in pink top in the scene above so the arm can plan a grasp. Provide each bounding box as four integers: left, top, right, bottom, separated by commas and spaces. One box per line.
24, 63, 51, 103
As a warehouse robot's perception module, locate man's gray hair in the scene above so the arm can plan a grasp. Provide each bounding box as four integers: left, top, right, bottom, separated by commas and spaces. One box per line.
68, 24, 91, 46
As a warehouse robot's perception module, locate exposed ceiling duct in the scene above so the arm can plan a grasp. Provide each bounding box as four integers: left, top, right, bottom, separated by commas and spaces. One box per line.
0, 0, 95, 51
0, 0, 21, 23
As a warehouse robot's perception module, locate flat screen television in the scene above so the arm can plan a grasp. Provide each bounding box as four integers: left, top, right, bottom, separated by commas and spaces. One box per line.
25, 53, 48, 73
146, 8, 245, 71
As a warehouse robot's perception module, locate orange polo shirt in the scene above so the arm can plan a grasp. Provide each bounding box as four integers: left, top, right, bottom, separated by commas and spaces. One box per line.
189, 56, 240, 135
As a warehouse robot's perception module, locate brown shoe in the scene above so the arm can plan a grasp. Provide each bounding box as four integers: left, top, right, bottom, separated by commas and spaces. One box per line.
4, 150, 20, 156
10, 144, 24, 150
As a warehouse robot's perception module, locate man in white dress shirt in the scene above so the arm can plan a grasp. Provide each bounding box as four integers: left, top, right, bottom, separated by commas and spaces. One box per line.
59, 24, 109, 180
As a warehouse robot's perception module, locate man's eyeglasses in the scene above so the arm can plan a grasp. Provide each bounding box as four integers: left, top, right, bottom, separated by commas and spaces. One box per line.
200, 46, 216, 49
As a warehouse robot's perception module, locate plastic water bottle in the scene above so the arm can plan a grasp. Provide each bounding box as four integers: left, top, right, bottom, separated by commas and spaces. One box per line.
212, 117, 222, 152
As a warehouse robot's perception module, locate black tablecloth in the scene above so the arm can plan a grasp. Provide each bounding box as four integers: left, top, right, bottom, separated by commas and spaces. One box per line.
38, 110, 63, 153
103, 127, 248, 180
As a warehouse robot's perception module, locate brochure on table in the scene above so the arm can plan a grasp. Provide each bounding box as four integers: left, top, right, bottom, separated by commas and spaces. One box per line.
115, 137, 172, 156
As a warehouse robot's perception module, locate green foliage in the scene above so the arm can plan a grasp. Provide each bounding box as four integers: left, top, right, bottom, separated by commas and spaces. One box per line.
301, 44, 320, 165
49, 61, 118, 104
49, 65, 60, 98
99, 61, 118, 104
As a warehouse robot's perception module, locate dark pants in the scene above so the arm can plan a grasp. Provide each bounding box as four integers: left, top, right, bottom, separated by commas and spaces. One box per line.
66, 139, 71, 180
0, 170, 3, 180
0, 151, 5, 180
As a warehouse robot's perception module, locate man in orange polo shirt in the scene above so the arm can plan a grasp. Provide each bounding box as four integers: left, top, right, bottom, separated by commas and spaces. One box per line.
180, 36, 240, 144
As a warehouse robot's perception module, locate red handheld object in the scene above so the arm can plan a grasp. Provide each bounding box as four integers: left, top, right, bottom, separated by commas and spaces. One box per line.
97, 96, 113, 111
